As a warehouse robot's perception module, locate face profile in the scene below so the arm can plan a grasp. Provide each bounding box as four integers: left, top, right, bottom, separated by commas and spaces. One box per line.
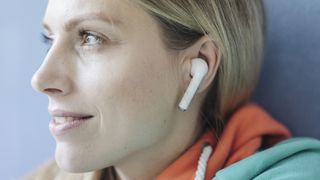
32, 0, 197, 174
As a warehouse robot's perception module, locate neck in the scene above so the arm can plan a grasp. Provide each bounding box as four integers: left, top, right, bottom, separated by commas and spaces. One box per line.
110, 108, 204, 180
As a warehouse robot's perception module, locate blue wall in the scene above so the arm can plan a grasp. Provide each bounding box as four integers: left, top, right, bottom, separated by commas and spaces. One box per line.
252, 0, 320, 138
0, 1, 54, 179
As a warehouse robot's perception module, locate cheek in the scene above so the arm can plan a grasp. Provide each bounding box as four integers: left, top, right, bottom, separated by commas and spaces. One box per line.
68, 45, 180, 169
79, 51, 178, 138
115, 51, 176, 117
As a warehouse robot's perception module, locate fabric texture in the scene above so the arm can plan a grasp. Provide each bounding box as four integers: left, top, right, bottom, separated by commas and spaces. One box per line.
214, 137, 320, 179
157, 103, 292, 180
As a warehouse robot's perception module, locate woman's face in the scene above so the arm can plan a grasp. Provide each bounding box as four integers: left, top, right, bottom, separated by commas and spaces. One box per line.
32, 0, 183, 172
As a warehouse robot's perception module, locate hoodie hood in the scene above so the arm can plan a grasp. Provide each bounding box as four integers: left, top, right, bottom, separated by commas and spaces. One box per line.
157, 103, 291, 180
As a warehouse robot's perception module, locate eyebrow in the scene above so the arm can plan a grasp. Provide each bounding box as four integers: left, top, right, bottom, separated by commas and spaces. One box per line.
42, 12, 122, 32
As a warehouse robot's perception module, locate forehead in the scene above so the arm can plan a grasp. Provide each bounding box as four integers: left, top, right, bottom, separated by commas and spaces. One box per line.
43, 0, 140, 30
45, 0, 125, 16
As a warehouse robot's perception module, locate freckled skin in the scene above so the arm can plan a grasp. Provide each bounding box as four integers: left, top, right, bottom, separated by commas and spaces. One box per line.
31, 0, 207, 179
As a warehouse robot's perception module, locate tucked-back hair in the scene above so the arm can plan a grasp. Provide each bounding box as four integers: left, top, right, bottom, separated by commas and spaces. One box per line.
135, 0, 265, 134
27, 0, 265, 179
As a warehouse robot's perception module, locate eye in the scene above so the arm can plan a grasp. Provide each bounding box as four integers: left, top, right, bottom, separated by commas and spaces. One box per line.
41, 33, 53, 44
41, 33, 53, 52
79, 30, 104, 46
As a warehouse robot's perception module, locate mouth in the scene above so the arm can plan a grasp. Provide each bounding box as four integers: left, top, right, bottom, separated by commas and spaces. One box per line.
54, 115, 94, 124
49, 110, 93, 120
49, 110, 94, 136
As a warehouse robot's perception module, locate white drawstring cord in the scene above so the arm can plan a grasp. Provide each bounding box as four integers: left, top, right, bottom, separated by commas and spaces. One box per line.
194, 143, 213, 180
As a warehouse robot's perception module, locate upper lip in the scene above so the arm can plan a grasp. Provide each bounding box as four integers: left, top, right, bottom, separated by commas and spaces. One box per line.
49, 110, 94, 118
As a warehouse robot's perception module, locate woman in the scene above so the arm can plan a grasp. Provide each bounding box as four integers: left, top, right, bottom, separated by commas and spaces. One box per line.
27, 0, 320, 179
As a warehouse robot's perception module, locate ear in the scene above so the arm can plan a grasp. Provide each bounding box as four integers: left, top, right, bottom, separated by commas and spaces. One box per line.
180, 35, 221, 94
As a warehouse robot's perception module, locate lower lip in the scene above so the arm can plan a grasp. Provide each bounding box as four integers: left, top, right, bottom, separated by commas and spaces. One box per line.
49, 117, 93, 136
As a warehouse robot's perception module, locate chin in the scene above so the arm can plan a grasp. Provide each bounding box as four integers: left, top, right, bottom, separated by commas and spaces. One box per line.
54, 145, 114, 173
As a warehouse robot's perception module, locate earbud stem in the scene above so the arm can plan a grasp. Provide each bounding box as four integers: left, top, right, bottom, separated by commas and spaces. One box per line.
178, 58, 208, 112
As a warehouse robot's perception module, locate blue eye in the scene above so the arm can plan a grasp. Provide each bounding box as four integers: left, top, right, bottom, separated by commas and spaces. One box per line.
79, 31, 103, 46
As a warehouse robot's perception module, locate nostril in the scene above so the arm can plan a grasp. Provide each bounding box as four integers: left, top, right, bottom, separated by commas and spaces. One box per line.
44, 88, 63, 94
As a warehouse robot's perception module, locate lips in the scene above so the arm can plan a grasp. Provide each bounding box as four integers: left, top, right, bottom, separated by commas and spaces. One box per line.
49, 110, 94, 124
48, 110, 94, 136
54, 116, 93, 124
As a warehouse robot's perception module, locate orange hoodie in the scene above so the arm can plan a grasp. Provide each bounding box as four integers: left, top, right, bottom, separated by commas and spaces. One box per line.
157, 103, 291, 180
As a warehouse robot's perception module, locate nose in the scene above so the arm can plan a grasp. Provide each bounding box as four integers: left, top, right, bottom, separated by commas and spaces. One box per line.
31, 46, 73, 96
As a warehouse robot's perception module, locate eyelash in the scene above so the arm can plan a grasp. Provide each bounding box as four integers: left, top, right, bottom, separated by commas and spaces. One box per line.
41, 33, 53, 45
41, 33, 53, 52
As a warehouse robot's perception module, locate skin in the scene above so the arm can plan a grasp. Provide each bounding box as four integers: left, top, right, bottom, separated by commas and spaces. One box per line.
31, 0, 219, 179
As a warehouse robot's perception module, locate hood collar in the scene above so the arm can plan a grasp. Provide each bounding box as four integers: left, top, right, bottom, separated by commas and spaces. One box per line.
157, 103, 291, 180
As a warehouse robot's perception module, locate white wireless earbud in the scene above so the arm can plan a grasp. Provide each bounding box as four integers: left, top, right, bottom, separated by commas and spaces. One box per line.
178, 58, 208, 112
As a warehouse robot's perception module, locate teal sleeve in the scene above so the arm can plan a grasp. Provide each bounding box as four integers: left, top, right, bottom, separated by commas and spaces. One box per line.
214, 138, 320, 180
254, 147, 320, 179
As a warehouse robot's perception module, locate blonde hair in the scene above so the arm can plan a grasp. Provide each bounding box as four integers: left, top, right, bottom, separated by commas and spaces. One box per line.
27, 0, 265, 179
136, 0, 265, 134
